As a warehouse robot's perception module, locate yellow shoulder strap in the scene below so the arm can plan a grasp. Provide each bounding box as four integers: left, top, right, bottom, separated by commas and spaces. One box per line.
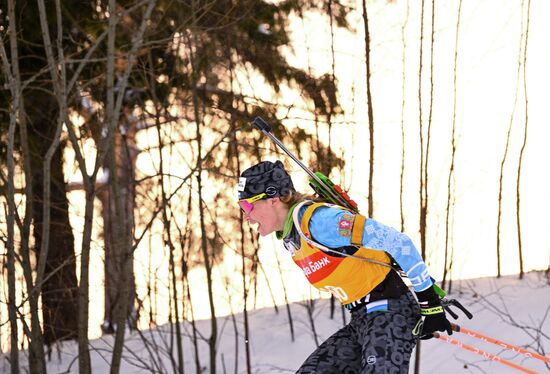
301, 203, 365, 246
300, 203, 328, 238
351, 214, 366, 246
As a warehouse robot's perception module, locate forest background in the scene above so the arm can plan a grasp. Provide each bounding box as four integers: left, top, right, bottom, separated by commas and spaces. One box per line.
1, 0, 549, 373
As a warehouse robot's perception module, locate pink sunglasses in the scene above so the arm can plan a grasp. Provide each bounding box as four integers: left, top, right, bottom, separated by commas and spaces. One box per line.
238, 193, 267, 214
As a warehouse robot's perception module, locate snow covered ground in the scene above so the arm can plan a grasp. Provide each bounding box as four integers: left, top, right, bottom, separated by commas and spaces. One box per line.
9, 271, 550, 373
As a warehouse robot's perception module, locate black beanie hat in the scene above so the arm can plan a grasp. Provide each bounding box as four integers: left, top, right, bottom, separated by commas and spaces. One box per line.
238, 160, 295, 200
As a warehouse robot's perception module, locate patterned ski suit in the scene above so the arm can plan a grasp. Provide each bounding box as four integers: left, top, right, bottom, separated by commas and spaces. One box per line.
282, 202, 428, 373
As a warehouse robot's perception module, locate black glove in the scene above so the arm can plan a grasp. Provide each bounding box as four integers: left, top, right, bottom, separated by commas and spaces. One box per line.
413, 286, 453, 340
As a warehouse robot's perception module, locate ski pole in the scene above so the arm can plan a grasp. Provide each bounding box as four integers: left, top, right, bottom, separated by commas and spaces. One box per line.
451, 324, 550, 364
251, 117, 357, 211
433, 333, 538, 374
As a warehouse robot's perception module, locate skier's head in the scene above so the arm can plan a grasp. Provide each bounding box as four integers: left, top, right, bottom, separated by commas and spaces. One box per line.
237, 160, 295, 201
237, 160, 295, 236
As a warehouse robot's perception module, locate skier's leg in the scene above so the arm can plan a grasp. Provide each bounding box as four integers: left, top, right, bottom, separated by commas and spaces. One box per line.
296, 324, 362, 374
359, 292, 420, 374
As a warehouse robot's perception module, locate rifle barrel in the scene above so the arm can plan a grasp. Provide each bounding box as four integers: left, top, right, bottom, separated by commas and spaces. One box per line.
252, 117, 351, 208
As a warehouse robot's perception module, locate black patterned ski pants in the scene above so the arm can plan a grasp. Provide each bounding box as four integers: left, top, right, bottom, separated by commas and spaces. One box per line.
296, 292, 420, 374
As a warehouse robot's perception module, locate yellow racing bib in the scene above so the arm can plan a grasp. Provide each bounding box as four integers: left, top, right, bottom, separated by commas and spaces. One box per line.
291, 202, 391, 304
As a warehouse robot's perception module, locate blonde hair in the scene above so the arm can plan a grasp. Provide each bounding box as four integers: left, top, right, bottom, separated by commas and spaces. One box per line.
280, 190, 326, 207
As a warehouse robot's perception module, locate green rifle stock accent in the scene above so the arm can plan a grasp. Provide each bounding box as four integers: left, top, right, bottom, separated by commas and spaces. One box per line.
309, 172, 336, 203
433, 283, 447, 298
309, 171, 359, 213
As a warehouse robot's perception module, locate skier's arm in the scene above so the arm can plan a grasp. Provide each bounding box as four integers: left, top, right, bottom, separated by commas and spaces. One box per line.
307, 205, 454, 338
306, 206, 433, 292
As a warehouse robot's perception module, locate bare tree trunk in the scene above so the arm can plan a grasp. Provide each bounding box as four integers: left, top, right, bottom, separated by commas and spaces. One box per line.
27, 96, 62, 374
34, 1, 112, 371
234, 142, 252, 374
225, 34, 252, 370
423, 0, 435, 257
33, 4, 86, 370
497, 130, 512, 279
26, 83, 78, 354
195, 132, 218, 373
106, 117, 139, 373
305, 297, 320, 348
29, 1, 67, 364
417, 0, 427, 260
146, 231, 157, 329
76, 186, 95, 374
0, 20, 21, 372
59, 23, 112, 374
250, 238, 262, 311
68, 103, 106, 373
181, 197, 203, 374
415, 1, 427, 372
153, 90, 184, 372
327, 0, 337, 320
442, 0, 463, 291
100, 127, 138, 334
5, 224, 19, 374
187, 283, 202, 374
177, 188, 203, 374
38, 0, 81, 351
31, 119, 79, 347
189, 7, 218, 368
362, 0, 375, 218
2, 6, 36, 371
104, 2, 157, 372
497, 0, 526, 279
516, 0, 531, 280
327, 0, 336, 172
275, 249, 295, 342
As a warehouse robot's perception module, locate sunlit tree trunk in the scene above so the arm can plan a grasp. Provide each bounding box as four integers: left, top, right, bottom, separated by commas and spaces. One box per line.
77, 185, 95, 374
104, 128, 137, 373
442, 0, 463, 292
497, 0, 526, 279
327, 0, 337, 172
424, 0, 435, 257
516, 0, 531, 280
415, 1, 428, 372
362, 0, 375, 218
100, 110, 140, 335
